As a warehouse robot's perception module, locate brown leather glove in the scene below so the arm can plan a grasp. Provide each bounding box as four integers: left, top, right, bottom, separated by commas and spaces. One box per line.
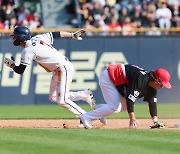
150, 122, 165, 129
72, 29, 86, 40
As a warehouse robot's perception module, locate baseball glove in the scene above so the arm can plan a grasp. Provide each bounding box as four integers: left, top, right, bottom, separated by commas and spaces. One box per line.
72, 29, 86, 40
150, 122, 165, 129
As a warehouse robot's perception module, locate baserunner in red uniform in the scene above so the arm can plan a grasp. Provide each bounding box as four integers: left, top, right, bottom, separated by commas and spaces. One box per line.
81, 63, 172, 129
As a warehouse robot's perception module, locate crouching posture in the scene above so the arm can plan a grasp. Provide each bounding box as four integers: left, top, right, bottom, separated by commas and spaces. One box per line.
80, 63, 171, 129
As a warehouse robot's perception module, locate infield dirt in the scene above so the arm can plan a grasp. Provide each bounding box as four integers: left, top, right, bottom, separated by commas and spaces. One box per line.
0, 119, 180, 130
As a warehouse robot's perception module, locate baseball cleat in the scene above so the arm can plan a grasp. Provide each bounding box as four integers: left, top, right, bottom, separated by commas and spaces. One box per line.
100, 117, 107, 125
84, 89, 96, 109
77, 119, 85, 128
77, 123, 85, 128
80, 115, 93, 129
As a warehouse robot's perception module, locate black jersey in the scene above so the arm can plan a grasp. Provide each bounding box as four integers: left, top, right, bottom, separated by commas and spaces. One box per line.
125, 64, 157, 101
115, 64, 157, 116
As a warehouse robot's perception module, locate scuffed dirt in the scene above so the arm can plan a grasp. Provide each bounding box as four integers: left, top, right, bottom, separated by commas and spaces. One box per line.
0, 119, 180, 130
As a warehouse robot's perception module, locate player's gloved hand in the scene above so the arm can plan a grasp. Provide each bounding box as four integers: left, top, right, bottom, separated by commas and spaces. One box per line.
4, 57, 15, 68
129, 119, 138, 128
150, 121, 165, 129
72, 29, 86, 40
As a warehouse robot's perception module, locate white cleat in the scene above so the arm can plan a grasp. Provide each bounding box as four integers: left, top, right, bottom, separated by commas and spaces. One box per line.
100, 117, 107, 125
77, 123, 85, 128
77, 119, 85, 128
80, 115, 93, 129
84, 89, 96, 109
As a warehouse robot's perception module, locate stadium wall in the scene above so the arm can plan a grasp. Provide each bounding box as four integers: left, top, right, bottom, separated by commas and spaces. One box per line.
0, 36, 180, 105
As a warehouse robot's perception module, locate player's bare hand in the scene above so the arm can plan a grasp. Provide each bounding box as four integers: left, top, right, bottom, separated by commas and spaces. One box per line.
72, 29, 86, 40
129, 119, 138, 129
4, 57, 15, 68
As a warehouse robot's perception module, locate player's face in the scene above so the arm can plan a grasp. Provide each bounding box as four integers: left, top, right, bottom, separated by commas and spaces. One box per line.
154, 79, 164, 89
149, 79, 164, 90
12, 36, 17, 41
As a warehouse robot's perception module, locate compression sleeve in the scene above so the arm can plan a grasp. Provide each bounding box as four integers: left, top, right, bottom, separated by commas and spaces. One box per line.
148, 98, 157, 117
52, 32, 61, 38
13, 64, 26, 74
126, 99, 134, 113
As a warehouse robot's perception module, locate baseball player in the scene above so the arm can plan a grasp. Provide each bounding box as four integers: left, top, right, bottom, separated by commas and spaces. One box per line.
4, 26, 97, 126
81, 63, 171, 129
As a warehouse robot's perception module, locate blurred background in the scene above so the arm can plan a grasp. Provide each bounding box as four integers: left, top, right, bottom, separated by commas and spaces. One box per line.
0, 0, 180, 105
0, 0, 179, 33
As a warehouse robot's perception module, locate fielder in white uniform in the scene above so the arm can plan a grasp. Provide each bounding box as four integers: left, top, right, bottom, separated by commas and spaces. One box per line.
4, 26, 97, 126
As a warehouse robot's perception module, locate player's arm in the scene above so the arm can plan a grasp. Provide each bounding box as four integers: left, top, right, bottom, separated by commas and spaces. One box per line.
147, 98, 157, 118
144, 88, 158, 123
52, 31, 73, 38
43, 29, 86, 45
125, 77, 140, 128
146, 98, 159, 125
52, 29, 86, 40
126, 97, 138, 128
4, 57, 26, 74
146, 98, 165, 128
13, 64, 26, 74
115, 84, 137, 123
126, 99, 136, 118
115, 84, 138, 128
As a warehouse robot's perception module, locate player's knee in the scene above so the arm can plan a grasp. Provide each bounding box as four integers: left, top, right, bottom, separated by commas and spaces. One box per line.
57, 101, 65, 106
114, 106, 122, 113
109, 104, 122, 113
57, 98, 66, 105
114, 108, 121, 113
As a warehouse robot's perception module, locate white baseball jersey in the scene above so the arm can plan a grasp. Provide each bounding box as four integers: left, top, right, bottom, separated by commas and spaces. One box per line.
19, 32, 86, 118
20, 32, 66, 72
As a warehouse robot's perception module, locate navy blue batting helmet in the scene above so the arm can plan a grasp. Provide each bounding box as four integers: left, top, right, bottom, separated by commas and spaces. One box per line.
10, 26, 31, 46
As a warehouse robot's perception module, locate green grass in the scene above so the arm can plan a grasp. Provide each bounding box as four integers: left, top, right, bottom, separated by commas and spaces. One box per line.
0, 104, 179, 154
0, 104, 179, 119
0, 129, 179, 154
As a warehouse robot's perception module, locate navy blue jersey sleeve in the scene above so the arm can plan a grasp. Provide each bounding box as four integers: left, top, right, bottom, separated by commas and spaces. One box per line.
13, 64, 26, 74
52, 32, 60, 38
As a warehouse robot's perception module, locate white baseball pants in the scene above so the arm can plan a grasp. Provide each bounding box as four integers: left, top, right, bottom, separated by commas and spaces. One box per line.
82, 69, 127, 120
49, 59, 86, 118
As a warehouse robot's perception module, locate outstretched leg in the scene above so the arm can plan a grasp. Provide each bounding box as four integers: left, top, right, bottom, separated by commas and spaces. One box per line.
49, 71, 96, 109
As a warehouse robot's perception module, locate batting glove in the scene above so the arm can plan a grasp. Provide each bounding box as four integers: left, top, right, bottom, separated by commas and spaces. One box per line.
129, 120, 138, 129
71, 29, 86, 40
4, 57, 15, 68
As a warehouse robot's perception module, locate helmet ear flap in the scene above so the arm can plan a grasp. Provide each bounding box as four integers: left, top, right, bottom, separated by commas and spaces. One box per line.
11, 26, 31, 46
13, 36, 26, 46
19, 36, 26, 43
